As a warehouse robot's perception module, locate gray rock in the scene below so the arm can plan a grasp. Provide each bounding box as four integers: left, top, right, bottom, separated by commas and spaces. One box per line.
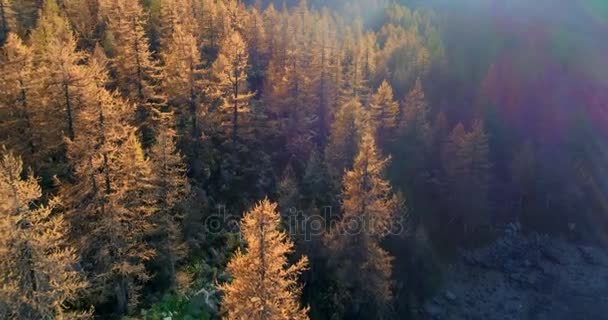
542, 245, 563, 265
578, 246, 604, 266
445, 290, 457, 302
424, 302, 443, 319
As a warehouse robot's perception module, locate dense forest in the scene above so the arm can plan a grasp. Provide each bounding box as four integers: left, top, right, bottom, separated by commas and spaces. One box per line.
0, 0, 606, 319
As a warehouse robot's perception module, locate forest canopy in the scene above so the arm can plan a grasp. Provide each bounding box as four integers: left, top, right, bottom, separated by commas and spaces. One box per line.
0, 0, 606, 319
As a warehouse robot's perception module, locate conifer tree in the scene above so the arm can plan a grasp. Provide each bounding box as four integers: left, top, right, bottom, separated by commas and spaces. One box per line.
0, 148, 89, 319
86, 131, 156, 314
399, 78, 430, 139
301, 149, 331, 207
30, 0, 87, 145
242, 6, 267, 93
102, 0, 165, 141
443, 120, 492, 234
62, 0, 99, 46
325, 98, 367, 181
0, 0, 14, 44
149, 113, 190, 286
10, 0, 38, 37
327, 132, 401, 319
158, 0, 180, 48
161, 22, 206, 137
0, 33, 37, 164
220, 199, 309, 320
370, 80, 399, 146
277, 164, 300, 222
198, 0, 226, 60
309, 10, 338, 147
211, 29, 254, 144
65, 81, 154, 314
155, 0, 198, 48
392, 77, 432, 203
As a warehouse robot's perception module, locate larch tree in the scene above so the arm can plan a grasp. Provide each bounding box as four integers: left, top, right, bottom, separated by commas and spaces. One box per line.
157, 0, 181, 49
399, 78, 431, 140
326, 132, 401, 319
149, 113, 190, 287
0, 0, 14, 44
309, 10, 339, 148
25, 0, 94, 183
277, 164, 300, 223
211, 29, 254, 145
86, 131, 156, 315
10, 0, 38, 37
63, 58, 155, 313
392, 77, 432, 206
220, 199, 309, 320
337, 21, 373, 106
156, 0, 198, 49
62, 0, 99, 46
0, 33, 37, 164
198, 0, 227, 60
101, 0, 164, 143
161, 22, 206, 138
242, 6, 267, 94
443, 120, 492, 234
369, 80, 399, 147
324, 98, 367, 183
301, 149, 331, 207
31, 0, 89, 147
0, 148, 89, 319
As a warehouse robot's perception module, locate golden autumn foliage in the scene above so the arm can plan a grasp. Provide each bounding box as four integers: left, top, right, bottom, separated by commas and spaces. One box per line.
221, 199, 309, 320
0, 32, 36, 161
161, 22, 206, 137
370, 80, 399, 145
212, 30, 254, 143
325, 98, 368, 180
327, 132, 402, 318
0, 148, 89, 319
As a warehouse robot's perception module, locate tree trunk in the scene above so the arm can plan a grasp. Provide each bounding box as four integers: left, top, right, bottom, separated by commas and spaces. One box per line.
115, 276, 129, 315
64, 81, 75, 140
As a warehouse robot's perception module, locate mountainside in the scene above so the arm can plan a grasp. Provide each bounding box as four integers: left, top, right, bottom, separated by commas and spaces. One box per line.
423, 225, 608, 319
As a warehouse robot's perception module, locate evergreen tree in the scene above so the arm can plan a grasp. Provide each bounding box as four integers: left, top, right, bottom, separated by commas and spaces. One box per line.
327, 132, 401, 319
0, 148, 90, 319
220, 199, 309, 320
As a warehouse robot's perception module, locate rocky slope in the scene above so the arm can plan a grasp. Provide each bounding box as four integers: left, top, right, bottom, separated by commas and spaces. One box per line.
421, 224, 608, 320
